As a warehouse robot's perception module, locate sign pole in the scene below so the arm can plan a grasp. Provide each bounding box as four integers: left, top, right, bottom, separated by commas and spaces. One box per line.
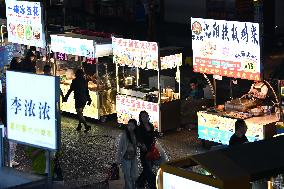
0, 128, 4, 167
213, 78, 217, 106
46, 150, 52, 186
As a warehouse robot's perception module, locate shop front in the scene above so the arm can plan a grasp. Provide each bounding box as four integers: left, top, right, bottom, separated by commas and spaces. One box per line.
50, 33, 115, 120
191, 18, 281, 144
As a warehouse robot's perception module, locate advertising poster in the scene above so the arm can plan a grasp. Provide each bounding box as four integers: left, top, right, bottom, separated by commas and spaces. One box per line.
163, 172, 217, 189
191, 18, 261, 81
6, 71, 60, 150
6, 1, 46, 48
112, 37, 159, 70
116, 95, 160, 130
51, 35, 95, 58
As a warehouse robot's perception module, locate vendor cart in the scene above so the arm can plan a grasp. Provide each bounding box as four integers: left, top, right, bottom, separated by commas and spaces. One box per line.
157, 135, 284, 189
113, 37, 182, 132
190, 18, 281, 144
50, 33, 116, 120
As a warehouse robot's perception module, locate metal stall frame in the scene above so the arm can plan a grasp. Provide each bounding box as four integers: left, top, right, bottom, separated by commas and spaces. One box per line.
115, 45, 182, 133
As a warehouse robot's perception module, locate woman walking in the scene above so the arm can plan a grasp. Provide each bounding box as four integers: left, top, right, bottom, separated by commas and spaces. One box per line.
63, 69, 92, 132
136, 111, 157, 189
117, 119, 139, 189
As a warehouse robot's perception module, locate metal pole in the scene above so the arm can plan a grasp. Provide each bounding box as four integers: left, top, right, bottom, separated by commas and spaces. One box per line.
46, 150, 52, 187
0, 128, 4, 167
136, 67, 139, 87
230, 78, 233, 99
213, 78, 217, 106
178, 66, 181, 99
1, 25, 6, 46
116, 63, 119, 93
278, 80, 283, 121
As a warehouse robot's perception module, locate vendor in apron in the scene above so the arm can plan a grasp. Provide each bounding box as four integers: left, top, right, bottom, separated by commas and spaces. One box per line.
248, 80, 269, 105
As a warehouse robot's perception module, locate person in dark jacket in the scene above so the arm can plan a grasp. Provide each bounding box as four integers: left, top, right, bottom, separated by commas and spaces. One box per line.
229, 119, 248, 146
21, 52, 36, 73
63, 69, 92, 132
9, 57, 22, 71
136, 111, 157, 189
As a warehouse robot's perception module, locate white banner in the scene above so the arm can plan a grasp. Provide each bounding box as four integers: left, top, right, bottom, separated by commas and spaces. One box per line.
51, 35, 95, 58
191, 18, 261, 80
6, 1, 46, 48
116, 95, 160, 130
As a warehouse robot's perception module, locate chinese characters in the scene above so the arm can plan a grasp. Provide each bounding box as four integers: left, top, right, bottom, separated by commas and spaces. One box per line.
11, 97, 51, 120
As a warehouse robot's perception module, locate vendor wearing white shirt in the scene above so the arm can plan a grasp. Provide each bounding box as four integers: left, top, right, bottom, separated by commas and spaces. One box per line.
248, 80, 268, 100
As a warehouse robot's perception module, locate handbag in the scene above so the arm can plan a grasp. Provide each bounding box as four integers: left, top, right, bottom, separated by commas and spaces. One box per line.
146, 143, 161, 161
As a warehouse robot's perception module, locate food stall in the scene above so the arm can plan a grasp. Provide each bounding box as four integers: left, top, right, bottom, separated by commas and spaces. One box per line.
113, 37, 182, 132
157, 135, 284, 189
191, 18, 280, 145
50, 33, 116, 120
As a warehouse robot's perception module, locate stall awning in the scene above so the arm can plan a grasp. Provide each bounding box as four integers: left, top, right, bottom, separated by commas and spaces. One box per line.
50, 33, 112, 58
191, 135, 284, 181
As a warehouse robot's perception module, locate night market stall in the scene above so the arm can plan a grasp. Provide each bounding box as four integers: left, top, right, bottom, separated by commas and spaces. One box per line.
112, 37, 182, 132
157, 135, 284, 189
190, 18, 280, 145
50, 33, 116, 121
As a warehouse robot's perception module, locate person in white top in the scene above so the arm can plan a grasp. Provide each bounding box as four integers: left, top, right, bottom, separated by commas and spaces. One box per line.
248, 80, 268, 100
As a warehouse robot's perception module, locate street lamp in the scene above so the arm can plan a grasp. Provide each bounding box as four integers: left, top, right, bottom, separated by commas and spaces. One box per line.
1, 25, 6, 46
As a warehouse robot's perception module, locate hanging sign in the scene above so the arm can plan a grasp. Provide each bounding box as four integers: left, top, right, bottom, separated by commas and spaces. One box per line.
51, 35, 95, 58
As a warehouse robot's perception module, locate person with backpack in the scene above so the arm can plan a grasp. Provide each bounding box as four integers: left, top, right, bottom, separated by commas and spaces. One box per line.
117, 119, 139, 189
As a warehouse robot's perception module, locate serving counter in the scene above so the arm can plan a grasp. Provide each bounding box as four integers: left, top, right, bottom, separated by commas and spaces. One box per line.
198, 111, 279, 145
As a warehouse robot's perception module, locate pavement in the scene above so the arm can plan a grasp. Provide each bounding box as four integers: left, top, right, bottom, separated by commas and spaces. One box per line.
9, 115, 207, 189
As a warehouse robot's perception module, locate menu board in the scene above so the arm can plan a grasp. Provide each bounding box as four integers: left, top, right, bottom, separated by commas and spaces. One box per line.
112, 37, 159, 70
161, 53, 182, 70
6, 71, 60, 150
116, 95, 160, 130
6, 1, 46, 48
191, 18, 261, 81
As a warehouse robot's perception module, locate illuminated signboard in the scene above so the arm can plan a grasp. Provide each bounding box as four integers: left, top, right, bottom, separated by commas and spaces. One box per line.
163, 172, 217, 189
191, 18, 261, 81
112, 37, 159, 70
6, 1, 46, 48
51, 35, 95, 58
6, 71, 60, 150
116, 95, 160, 130
161, 53, 182, 70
